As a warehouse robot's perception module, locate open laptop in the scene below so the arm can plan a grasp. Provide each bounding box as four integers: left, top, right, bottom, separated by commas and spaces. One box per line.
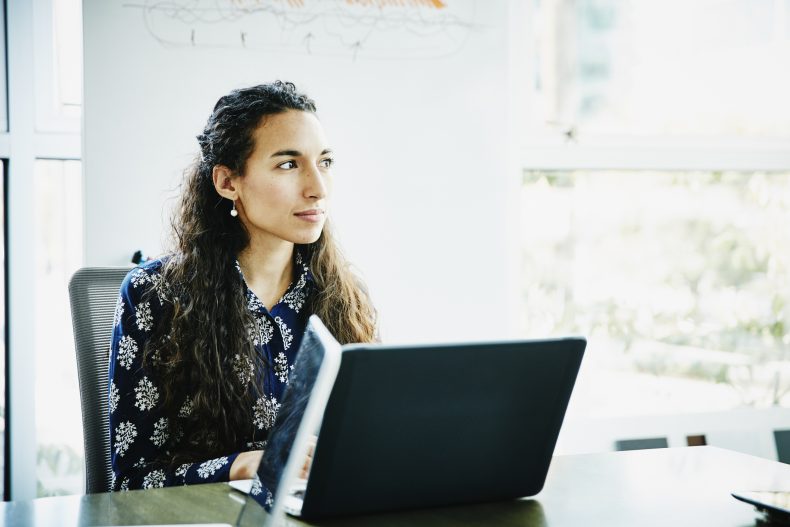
236, 317, 586, 525
237, 315, 343, 526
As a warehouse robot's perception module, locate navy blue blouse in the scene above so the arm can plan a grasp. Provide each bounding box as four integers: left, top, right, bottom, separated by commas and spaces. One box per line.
108, 250, 314, 491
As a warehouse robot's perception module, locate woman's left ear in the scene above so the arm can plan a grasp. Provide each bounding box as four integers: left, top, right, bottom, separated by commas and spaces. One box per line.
212, 165, 238, 200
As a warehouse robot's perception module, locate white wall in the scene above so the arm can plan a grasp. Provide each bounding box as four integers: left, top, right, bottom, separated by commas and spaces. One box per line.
83, 0, 522, 343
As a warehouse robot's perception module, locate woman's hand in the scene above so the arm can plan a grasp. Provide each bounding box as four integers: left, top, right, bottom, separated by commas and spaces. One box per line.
230, 450, 264, 480
230, 436, 317, 481
299, 436, 318, 480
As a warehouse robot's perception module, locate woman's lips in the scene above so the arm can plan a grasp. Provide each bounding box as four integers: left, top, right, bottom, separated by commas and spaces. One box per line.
294, 210, 324, 223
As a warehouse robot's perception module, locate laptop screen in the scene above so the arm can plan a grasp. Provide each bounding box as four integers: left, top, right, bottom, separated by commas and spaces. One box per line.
235, 316, 342, 525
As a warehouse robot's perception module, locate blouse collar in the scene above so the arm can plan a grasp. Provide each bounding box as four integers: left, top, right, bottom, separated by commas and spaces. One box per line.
234, 245, 315, 309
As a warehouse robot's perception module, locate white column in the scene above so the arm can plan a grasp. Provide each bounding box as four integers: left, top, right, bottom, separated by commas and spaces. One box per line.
7, 0, 39, 501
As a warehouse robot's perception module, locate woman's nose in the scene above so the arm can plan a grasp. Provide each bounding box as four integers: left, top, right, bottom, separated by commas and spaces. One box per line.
304, 166, 328, 199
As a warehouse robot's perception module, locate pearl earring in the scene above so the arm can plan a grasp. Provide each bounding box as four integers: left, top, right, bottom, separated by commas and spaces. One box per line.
230, 200, 238, 217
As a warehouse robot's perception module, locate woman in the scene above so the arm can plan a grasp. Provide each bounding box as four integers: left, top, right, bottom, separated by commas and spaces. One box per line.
108, 81, 377, 491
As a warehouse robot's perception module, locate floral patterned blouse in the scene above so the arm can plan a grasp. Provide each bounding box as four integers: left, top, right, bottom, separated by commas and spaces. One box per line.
108, 250, 314, 491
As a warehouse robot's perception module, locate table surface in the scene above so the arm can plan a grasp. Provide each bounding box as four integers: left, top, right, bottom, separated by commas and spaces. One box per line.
3, 446, 789, 526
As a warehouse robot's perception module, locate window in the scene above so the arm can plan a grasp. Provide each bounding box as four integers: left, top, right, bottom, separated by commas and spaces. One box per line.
34, 0, 82, 132
25, 0, 86, 497
528, 0, 790, 142
522, 0, 790, 425
522, 170, 790, 417
33, 159, 83, 496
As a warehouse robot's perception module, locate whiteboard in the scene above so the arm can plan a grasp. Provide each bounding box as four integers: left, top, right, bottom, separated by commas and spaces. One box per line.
83, 0, 520, 342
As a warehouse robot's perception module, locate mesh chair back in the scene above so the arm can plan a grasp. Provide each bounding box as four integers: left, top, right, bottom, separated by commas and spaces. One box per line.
69, 267, 129, 494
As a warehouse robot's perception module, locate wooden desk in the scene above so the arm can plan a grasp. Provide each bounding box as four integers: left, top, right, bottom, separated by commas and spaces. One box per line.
2, 447, 788, 526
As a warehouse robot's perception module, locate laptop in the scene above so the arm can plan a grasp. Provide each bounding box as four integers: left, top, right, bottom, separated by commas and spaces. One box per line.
236, 317, 586, 525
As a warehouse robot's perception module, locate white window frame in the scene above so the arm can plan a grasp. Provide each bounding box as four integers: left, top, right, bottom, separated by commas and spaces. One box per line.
5, 0, 82, 501
521, 141, 790, 172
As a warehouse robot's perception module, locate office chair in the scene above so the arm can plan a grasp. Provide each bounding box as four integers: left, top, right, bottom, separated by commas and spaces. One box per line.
69, 267, 129, 494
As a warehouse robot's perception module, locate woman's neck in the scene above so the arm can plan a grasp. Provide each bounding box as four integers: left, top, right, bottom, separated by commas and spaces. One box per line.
237, 235, 295, 311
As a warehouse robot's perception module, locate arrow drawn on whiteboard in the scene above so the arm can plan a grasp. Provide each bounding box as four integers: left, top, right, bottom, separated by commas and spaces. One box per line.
303, 32, 314, 54
350, 40, 362, 62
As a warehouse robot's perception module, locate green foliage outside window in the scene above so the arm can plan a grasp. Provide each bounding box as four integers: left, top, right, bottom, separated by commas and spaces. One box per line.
522, 171, 790, 408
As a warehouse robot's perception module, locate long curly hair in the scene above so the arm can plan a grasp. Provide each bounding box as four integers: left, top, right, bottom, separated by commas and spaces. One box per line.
143, 81, 377, 466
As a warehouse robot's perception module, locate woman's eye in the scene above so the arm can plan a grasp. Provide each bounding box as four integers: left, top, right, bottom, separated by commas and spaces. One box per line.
319, 158, 334, 169
278, 160, 297, 170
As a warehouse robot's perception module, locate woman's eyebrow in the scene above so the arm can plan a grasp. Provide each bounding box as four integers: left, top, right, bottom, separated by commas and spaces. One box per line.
270, 149, 301, 158
270, 148, 333, 158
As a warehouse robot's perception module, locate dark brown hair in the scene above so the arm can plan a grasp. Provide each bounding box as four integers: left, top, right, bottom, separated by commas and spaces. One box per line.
144, 81, 377, 466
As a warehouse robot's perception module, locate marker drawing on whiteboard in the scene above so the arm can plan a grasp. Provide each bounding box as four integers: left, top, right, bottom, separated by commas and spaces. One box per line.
350, 40, 362, 62
303, 32, 314, 54
122, 0, 485, 59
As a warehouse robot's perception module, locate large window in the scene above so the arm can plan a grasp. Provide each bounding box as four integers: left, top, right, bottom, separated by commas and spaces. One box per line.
522, 170, 790, 417
1, 0, 83, 500
523, 0, 790, 422
31, 0, 84, 497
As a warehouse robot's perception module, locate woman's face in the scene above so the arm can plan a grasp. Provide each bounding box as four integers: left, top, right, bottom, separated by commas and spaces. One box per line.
234, 110, 333, 246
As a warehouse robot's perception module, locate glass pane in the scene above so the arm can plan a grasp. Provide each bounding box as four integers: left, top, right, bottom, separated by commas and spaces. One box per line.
521, 170, 790, 418
36, 0, 83, 130
34, 159, 84, 496
53, 0, 82, 116
531, 0, 790, 140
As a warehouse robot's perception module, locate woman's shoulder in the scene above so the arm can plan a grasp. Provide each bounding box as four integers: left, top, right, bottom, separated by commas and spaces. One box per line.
120, 256, 171, 301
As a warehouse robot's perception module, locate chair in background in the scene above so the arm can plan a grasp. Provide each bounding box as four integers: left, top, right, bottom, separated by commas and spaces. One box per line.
614, 437, 669, 451
775, 430, 790, 464
69, 267, 129, 494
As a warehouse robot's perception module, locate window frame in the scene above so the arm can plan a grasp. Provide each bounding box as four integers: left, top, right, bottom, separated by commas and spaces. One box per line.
5, 0, 82, 501
521, 141, 790, 172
